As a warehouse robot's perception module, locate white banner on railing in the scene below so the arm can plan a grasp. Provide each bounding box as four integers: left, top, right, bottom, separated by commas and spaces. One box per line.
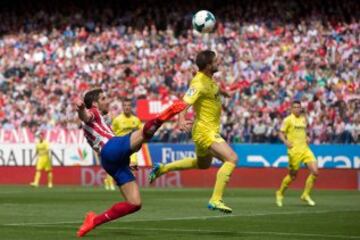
0, 144, 94, 166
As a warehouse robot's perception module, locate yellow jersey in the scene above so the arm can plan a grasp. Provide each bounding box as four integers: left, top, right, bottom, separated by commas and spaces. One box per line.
280, 113, 308, 150
183, 71, 222, 133
112, 113, 142, 136
36, 140, 50, 159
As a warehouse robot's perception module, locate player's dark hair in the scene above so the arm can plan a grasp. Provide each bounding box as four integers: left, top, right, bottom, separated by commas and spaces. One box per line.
292, 100, 301, 106
196, 50, 216, 71
122, 97, 132, 103
84, 88, 103, 109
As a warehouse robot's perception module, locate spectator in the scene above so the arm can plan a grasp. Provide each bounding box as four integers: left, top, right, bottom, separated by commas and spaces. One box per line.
0, 0, 359, 144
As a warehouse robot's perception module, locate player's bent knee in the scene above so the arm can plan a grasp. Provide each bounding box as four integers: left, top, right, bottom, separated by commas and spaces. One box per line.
128, 199, 142, 208
226, 152, 238, 164
312, 171, 319, 177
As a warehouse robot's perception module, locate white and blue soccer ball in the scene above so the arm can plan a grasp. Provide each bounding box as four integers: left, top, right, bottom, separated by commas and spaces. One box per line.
192, 10, 216, 33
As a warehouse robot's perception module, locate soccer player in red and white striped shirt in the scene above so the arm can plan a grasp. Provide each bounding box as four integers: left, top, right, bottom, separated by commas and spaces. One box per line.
75, 88, 186, 237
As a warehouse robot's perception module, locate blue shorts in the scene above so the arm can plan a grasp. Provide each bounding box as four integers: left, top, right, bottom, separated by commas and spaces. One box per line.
100, 134, 135, 186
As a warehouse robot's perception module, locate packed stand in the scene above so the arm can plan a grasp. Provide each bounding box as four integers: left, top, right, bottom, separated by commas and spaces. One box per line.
0, 0, 359, 143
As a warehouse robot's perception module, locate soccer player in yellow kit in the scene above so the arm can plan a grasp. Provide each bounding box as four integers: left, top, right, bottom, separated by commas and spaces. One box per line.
276, 101, 319, 207
149, 50, 238, 213
30, 132, 53, 188
103, 99, 142, 190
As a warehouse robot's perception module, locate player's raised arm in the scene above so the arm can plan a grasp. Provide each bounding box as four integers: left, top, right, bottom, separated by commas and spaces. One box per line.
219, 84, 237, 98
74, 97, 94, 123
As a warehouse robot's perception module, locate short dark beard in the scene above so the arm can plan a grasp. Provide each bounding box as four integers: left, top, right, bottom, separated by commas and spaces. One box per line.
211, 67, 218, 74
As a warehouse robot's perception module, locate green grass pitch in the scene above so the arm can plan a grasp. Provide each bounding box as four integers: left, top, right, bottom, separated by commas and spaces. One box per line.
0, 186, 359, 240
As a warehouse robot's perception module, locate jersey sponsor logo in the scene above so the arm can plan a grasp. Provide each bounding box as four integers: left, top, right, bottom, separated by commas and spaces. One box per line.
186, 88, 197, 97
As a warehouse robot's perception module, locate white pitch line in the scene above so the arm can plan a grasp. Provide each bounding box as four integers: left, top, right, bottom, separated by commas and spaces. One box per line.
2, 224, 360, 239
84, 226, 360, 239
2, 209, 359, 226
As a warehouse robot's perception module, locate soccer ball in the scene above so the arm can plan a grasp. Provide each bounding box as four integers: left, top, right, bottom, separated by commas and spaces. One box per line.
192, 10, 216, 33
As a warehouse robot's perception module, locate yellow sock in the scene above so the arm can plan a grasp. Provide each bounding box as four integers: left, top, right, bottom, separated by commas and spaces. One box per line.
104, 177, 109, 189
109, 177, 115, 189
302, 174, 317, 196
33, 171, 41, 185
130, 153, 138, 166
278, 174, 293, 195
161, 158, 198, 174
210, 162, 236, 202
47, 172, 53, 185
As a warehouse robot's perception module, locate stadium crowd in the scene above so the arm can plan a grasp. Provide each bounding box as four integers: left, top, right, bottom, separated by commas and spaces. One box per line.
0, 0, 359, 144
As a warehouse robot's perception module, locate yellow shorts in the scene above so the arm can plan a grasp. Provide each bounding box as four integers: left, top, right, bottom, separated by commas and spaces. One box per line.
288, 147, 316, 171
192, 129, 225, 157
36, 157, 52, 171
130, 153, 138, 165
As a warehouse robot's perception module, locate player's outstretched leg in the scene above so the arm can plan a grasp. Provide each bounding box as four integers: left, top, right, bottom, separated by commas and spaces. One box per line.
130, 100, 187, 153
77, 201, 141, 237
47, 171, 53, 188
149, 157, 199, 183
77, 181, 141, 237
276, 175, 292, 207
208, 161, 235, 214
208, 142, 237, 214
300, 161, 318, 207
30, 170, 41, 187
130, 101, 187, 152
276, 171, 296, 207
149, 163, 163, 183
77, 212, 96, 237
142, 100, 187, 140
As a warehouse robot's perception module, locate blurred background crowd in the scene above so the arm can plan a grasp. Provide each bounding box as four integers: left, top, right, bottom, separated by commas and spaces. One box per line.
0, 0, 359, 143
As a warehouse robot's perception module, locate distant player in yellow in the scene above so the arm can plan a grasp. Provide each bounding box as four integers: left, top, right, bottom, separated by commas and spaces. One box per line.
30, 132, 53, 188
276, 101, 319, 207
149, 50, 238, 213
103, 99, 142, 191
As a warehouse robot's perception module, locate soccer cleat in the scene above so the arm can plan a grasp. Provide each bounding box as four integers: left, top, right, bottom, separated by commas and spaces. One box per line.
30, 182, 39, 188
149, 163, 163, 184
301, 195, 316, 206
276, 191, 284, 207
109, 185, 116, 191
48, 183, 53, 188
208, 200, 232, 214
157, 100, 187, 122
77, 211, 96, 237
143, 101, 187, 139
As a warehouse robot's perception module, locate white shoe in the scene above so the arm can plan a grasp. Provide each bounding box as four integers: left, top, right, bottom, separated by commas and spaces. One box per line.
30, 182, 39, 188
301, 195, 316, 206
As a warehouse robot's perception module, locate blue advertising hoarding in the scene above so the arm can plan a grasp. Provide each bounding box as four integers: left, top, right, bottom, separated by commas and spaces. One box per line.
147, 144, 360, 169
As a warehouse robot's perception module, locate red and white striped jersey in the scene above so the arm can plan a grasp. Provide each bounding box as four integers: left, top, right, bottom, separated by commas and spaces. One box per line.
82, 107, 115, 152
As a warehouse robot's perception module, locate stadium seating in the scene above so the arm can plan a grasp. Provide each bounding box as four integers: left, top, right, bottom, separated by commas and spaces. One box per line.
0, 0, 359, 143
